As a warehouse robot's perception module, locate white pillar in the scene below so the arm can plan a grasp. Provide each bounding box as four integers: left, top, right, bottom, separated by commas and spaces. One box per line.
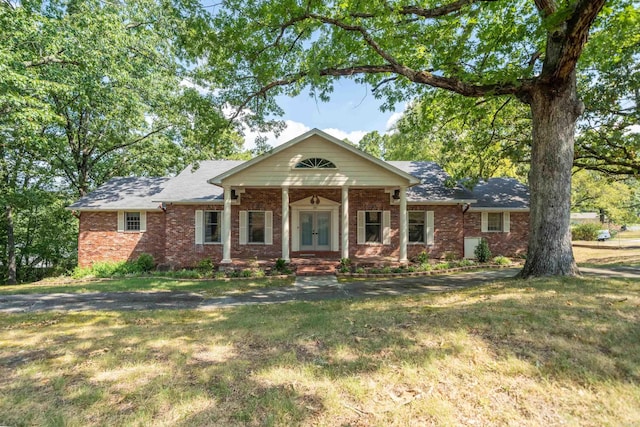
399, 186, 408, 263
282, 187, 290, 262
221, 186, 232, 264
341, 186, 349, 259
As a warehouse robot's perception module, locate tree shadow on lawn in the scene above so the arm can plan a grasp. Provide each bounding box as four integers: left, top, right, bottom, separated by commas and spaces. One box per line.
0, 276, 638, 425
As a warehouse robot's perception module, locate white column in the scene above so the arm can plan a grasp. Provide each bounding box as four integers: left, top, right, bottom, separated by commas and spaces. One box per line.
221, 186, 232, 264
341, 186, 349, 259
282, 187, 290, 262
399, 186, 408, 263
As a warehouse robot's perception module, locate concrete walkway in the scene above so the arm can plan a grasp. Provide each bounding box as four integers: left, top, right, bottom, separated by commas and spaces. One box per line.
0, 266, 638, 313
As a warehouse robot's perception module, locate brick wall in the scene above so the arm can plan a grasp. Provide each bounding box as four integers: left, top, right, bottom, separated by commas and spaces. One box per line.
78, 211, 165, 267
463, 211, 529, 257
406, 205, 465, 260
164, 204, 223, 268
348, 188, 399, 258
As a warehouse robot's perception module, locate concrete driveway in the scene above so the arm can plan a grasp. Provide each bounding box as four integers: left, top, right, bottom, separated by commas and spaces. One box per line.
0, 266, 638, 313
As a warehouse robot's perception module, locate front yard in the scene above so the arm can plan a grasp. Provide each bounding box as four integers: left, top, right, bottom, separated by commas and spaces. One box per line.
1, 276, 638, 426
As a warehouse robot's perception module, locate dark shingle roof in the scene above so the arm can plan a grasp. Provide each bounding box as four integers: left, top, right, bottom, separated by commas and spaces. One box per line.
388, 161, 475, 202
471, 178, 529, 209
153, 160, 244, 203
68, 177, 170, 210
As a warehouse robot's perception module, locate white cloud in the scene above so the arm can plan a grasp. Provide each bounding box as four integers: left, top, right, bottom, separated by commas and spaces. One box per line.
243, 120, 368, 149
385, 111, 403, 131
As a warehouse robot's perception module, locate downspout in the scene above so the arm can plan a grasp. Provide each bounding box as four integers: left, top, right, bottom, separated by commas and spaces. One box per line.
462, 203, 471, 257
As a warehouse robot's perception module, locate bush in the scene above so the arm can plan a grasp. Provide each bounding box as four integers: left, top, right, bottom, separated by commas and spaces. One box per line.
571, 223, 600, 241
444, 252, 458, 261
136, 253, 155, 273
458, 259, 475, 267
274, 258, 287, 272
416, 251, 429, 264
474, 239, 492, 263
493, 256, 511, 266
196, 258, 214, 276
434, 262, 451, 270
355, 267, 365, 274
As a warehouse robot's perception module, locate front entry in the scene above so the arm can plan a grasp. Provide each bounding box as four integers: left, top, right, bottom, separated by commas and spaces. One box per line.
300, 211, 331, 251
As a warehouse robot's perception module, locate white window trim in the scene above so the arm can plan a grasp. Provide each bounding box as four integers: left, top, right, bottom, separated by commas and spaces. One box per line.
357, 210, 390, 245
196, 210, 223, 245
117, 211, 146, 233
239, 210, 273, 245
407, 210, 434, 245
481, 211, 510, 233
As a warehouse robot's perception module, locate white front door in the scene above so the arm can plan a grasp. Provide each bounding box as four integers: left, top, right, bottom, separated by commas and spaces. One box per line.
300, 211, 331, 251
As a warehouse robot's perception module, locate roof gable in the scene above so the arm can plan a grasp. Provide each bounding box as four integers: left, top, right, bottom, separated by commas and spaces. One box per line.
210, 129, 420, 187
469, 178, 530, 210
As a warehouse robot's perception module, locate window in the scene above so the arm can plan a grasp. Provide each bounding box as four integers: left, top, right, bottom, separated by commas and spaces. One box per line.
487, 212, 503, 232
294, 158, 336, 169
125, 212, 140, 231
408, 211, 425, 243
204, 211, 221, 243
365, 211, 382, 243
248, 211, 265, 243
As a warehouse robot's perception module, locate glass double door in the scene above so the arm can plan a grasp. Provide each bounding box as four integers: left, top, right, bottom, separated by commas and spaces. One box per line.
300, 211, 330, 251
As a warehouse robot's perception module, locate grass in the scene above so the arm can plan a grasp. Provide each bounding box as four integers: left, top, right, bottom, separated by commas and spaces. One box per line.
1, 276, 639, 426
573, 245, 640, 266
0, 277, 294, 296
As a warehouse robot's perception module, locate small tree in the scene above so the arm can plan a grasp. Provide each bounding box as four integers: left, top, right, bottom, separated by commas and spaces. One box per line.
475, 239, 492, 263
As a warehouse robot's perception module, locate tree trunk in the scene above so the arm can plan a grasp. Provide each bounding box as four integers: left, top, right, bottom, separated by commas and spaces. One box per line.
5, 205, 17, 285
519, 76, 582, 278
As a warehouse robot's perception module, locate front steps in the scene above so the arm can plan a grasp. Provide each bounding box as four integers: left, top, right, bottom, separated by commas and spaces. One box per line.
291, 258, 340, 276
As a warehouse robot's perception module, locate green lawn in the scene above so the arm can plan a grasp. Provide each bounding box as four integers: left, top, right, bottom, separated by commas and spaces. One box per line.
1, 276, 638, 426
0, 277, 294, 296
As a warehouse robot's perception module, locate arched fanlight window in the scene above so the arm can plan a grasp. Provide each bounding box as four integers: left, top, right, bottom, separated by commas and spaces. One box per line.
294, 158, 336, 169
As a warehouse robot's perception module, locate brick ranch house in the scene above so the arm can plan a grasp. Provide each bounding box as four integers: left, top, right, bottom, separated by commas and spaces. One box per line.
69, 129, 529, 268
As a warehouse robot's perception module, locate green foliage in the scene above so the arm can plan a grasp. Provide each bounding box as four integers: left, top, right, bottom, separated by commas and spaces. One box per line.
444, 252, 458, 262
340, 258, 352, 268
492, 256, 511, 266
433, 262, 451, 270
474, 239, 492, 263
416, 251, 429, 264
274, 258, 287, 272
458, 259, 476, 267
572, 223, 601, 241
196, 258, 215, 276
136, 254, 155, 273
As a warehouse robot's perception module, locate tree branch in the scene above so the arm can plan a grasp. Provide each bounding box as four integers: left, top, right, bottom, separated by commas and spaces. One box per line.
552, 0, 606, 81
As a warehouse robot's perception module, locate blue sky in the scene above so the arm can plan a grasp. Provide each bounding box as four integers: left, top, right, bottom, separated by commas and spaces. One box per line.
243, 79, 406, 149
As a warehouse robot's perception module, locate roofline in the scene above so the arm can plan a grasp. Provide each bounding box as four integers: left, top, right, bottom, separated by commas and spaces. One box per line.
407, 199, 477, 205
208, 128, 420, 186
65, 207, 163, 212
467, 207, 530, 212
152, 200, 224, 205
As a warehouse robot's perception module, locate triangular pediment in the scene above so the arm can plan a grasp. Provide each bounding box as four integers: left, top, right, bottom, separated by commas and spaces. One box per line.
209, 129, 419, 188
290, 195, 340, 207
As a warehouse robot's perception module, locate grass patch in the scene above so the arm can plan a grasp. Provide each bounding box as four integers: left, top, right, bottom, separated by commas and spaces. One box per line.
0, 277, 294, 296
1, 276, 639, 425
573, 245, 640, 266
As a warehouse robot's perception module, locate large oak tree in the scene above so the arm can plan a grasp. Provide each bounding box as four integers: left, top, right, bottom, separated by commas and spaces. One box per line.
204, 0, 623, 277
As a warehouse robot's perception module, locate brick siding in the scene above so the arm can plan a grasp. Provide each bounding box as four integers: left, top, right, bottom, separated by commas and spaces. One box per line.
463, 211, 529, 257
77, 189, 530, 267
78, 211, 165, 267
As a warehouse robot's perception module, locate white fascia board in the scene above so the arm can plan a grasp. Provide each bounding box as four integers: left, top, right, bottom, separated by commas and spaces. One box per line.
467, 207, 530, 212
208, 128, 420, 186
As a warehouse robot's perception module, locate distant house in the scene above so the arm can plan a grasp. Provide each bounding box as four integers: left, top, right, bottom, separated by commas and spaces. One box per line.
570, 212, 603, 224
68, 129, 530, 268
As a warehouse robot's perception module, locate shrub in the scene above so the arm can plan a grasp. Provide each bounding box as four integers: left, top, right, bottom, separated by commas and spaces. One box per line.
196, 258, 214, 276
434, 262, 451, 270
241, 269, 253, 278
474, 239, 492, 263
418, 263, 432, 272
493, 256, 511, 266
136, 253, 155, 273
458, 259, 475, 267
444, 252, 458, 262
571, 223, 600, 241
355, 267, 365, 274
416, 251, 429, 264
253, 269, 266, 278
274, 258, 287, 272
406, 266, 416, 272
340, 258, 352, 268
